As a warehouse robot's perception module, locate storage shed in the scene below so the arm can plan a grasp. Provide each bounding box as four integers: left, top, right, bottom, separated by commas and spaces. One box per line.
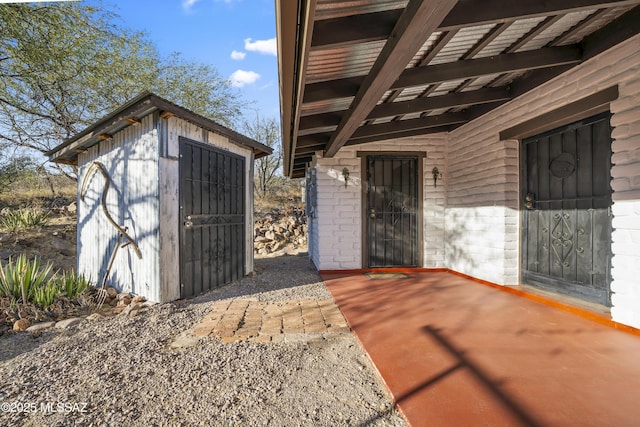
47, 92, 272, 303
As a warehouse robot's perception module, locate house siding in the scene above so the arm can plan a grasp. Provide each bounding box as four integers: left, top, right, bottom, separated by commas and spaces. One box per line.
446, 33, 640, 328
308, 34, 640, 329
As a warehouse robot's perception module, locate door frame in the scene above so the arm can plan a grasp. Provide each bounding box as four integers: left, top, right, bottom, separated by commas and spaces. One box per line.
518, 112, 613, 305
357, 151, 425, 269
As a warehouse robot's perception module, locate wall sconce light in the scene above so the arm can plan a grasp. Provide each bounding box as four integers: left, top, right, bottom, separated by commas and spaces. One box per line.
431, 167, 442, 188
342, 167, 350, 188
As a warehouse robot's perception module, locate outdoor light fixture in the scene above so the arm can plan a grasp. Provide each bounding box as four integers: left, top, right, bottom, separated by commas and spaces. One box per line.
432, 167, 442, 188
342, 167, 350, 188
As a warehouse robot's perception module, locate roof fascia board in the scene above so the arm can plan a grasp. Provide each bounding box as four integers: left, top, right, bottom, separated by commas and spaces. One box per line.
48, 92, 271, 163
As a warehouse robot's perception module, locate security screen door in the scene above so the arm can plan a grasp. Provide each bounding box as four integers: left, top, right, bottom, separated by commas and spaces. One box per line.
366, 156, 419, 268
522, 112, 612, 305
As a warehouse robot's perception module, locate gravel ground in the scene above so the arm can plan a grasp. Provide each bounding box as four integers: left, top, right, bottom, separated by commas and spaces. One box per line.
0, 254, 407, 426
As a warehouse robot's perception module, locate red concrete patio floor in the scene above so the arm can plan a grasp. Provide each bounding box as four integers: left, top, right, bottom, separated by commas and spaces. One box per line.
321, 271, 640, 427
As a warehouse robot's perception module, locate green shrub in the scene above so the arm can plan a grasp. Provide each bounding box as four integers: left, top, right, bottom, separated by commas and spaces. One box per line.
0, 208, 50, 231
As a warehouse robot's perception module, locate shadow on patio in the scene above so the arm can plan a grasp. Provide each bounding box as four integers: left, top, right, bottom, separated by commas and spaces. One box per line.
322, 271, 640, 427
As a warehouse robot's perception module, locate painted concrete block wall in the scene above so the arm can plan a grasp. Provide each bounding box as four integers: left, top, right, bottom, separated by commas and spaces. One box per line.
610, 74, 640, 328
446, 34, 640, 328
309, 136, 447, 270
78, 114, 161, 302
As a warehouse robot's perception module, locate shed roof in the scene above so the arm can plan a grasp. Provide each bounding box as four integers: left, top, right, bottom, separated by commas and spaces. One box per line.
47, 92, 272, 165
276, 0, 640, 177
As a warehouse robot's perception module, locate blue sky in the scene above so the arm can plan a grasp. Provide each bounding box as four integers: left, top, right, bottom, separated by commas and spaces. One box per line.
100, 0, 280, 120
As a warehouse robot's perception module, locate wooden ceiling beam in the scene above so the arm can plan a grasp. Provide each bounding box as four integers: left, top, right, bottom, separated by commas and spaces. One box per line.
297, 133, 331, 148
299, 87, 511, 132
295, 144, 326, 155
299, 112, 342, 132
371, 87, 511, 119
303, 77, 361, 103
311, 9, 403, 47
323, 0, 458, 158
306, 0, 640, 48
464, 6, 640, 124
394, 45, 582, 89
345, 125, 455, 146
439, 0, 640, 31
551, 9, 610, 46
305, 46, 582, 102
581, 4, 640, 60
351, 112, 469, 140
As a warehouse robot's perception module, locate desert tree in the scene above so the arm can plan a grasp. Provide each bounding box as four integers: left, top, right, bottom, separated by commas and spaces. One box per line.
242, 115, 282, 198
0, 2, 245, 177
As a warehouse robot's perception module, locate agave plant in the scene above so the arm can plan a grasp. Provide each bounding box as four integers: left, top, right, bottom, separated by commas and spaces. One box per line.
0, 208, 50, 232
32, 282, 61, 307
53, 271, 92, 299
0, 255, 56, 305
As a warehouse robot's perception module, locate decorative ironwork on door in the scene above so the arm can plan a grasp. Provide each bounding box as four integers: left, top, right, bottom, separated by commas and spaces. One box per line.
366, 156, 419, 267
179, 138, 245, 299
522, 112, 612, 305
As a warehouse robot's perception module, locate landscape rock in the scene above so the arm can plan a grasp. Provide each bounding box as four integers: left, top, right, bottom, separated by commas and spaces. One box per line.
105, 287, 118, 299
13, 319, 30, 331
86, 313, 104, 321
26, 321, 56, 332
254, 207, 307, 256
128, 307, 142, 318
0, 252, 405, 427
169, 332, 199, 349
55, 317, 83, 329
65, 202, 77, 214
50, 237, 74, 252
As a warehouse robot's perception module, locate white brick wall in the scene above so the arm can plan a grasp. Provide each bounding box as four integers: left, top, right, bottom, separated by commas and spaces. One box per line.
309, 136, 447, 270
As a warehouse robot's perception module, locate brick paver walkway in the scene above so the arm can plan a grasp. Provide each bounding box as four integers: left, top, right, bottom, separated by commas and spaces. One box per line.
191, 299, 350, 343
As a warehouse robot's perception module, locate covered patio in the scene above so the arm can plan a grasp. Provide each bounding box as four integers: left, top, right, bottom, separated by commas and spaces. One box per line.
323, 271, 640, 426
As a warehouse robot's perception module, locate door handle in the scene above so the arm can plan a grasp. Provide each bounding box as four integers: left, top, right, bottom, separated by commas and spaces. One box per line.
370, 208, 376, 218
184, 215, 193, 228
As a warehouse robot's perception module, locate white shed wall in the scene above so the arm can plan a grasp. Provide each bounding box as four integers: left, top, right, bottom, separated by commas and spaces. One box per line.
78, 114, 161, 301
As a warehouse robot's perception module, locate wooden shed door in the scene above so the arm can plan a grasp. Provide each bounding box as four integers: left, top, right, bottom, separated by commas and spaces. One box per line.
179, 138, 245, 299
366, 156, 419, 267
522, 113, 612, 305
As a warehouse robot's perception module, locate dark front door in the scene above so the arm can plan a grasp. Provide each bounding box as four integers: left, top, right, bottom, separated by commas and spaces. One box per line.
366, 156, 419, 267
522, 113, 612, 305
179, 137, 245, 299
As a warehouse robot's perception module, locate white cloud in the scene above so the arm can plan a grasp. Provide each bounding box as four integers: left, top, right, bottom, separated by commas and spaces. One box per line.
230, 50, 246, 60
182, 0, 200, 12
244, 38, 277, 56
229, 70, 260, 87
